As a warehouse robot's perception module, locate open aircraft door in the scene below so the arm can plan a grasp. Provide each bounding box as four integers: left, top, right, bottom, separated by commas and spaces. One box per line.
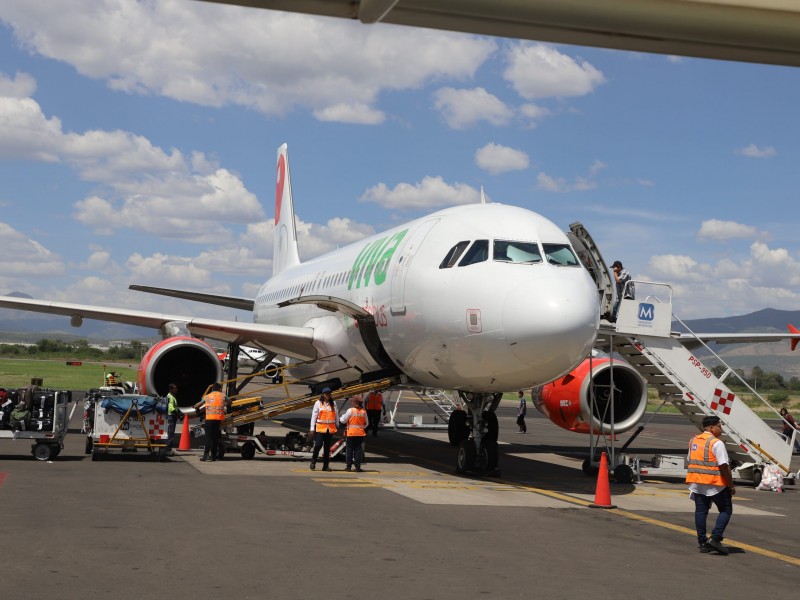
390, 218, 440, 315
567, 222, 614, 320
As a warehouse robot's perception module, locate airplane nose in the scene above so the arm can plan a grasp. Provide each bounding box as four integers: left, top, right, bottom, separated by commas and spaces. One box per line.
503, 273, 599, 383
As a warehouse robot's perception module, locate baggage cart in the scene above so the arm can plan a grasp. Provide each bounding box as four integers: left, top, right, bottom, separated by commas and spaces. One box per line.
88, 394, 168, 461
0, 389, 76, 461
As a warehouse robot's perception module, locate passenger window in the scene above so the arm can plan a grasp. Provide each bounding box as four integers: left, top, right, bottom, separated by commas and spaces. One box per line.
493, 240, 542, 263
440, 241, 471, 269
458, 240, 489, 267
542, 243, 579, 266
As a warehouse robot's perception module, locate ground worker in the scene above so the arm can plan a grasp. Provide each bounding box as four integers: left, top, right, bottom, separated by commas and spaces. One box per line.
165, 383, 180, 457
309, 387, 338, 471
194, 382, 230, 462
365, 389, 385, 436
686, 415, 735, 555
340, 396, 367, 472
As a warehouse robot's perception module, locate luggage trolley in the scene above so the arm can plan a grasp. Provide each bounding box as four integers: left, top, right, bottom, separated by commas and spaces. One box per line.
0, 388, 76, 461
88, 394, 168, 461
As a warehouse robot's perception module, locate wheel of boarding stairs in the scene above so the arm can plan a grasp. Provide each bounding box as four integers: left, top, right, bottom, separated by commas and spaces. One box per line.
614, 464, 634, 484
582, 458, 599, 477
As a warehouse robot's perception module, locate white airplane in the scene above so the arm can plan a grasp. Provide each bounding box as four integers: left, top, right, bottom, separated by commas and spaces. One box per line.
200, 0, 800, 68
0, 143, 601, 472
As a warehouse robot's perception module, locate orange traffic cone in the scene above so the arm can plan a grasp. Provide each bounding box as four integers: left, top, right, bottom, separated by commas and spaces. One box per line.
589, 451, 617, 509
177, 415, 192, 451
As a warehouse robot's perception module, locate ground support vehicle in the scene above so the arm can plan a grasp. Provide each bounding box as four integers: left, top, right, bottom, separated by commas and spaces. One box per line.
0, 389, 75, 460
224, 430, 346, 460
88, 394, 168, 461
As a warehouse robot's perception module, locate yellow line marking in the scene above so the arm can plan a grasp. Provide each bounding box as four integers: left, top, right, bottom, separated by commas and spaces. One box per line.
510, 483, 800, 567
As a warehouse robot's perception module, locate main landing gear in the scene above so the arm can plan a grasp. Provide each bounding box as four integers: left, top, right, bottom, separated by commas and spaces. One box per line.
448, 392, 502, 476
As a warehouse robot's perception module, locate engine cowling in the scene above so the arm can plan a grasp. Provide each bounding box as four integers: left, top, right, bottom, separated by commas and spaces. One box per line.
534, 357, 647, 434
136, 336, 223, 407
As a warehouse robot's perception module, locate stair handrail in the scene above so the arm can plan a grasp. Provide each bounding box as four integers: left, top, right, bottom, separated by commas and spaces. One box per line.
672, 313, 784, 422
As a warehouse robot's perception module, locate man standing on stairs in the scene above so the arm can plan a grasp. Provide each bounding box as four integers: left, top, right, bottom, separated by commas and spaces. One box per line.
686, 415, 735, 555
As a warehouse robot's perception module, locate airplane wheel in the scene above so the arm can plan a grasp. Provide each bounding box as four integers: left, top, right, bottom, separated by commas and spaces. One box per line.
240, 441, 256, 460
582, 459, 599, 477
448, 411, 469, 447
614, 464, 634, 484
32, 443, 52, 461
481, 411, 498, 443
482, 439, 499, 472
457, 439, 476, 473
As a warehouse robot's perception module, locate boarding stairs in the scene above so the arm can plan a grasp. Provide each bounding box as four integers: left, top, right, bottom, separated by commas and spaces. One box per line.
602, 283, 793, 477
386, 388, 461, 429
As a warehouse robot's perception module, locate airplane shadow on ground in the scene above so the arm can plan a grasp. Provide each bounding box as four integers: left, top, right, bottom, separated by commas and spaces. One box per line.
274, 416, 656, 497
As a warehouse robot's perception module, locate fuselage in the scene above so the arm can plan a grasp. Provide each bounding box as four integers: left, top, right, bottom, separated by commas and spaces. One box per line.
253, 203, 599, 392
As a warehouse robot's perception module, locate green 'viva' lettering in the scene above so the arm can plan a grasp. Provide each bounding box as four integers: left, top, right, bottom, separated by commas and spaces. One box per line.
348, 228, 408, 290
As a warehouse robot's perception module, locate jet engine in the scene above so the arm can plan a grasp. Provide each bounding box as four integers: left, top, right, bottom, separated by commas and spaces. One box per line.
136, 336, 223, 407
534, 357, 647, 435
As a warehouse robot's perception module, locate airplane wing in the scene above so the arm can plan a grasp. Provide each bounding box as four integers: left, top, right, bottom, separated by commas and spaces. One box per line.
0, 295, 317, 360
129, 284, 254, 312
201, 0, 800, 67
676, 327, 800, 351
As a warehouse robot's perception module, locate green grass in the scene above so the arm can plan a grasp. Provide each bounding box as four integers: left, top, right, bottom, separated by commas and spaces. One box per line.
0, 358, 138, 390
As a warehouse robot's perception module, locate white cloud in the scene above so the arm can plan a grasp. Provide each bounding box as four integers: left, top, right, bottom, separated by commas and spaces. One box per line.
736, 144, 777, 158
360, 176, 480, 210
0, 0, 495, 122
537, 171, 597, 193
474, 143, 529, 175
503, 43, 605, 100
313, 103, 386, 124
0, 70, 35, 97
433, 87, 513, 129
0, 94, 264, 241
0, 222, 65, 292
698, 219, 760, 242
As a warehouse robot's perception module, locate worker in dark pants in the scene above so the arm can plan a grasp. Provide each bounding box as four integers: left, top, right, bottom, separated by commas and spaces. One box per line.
686, 415, 735, 555
340, 396, 367, 472
310, 388, 338, 471
365, 389, 385, 436
165, 383, 180, 457
194, 383, 230, 462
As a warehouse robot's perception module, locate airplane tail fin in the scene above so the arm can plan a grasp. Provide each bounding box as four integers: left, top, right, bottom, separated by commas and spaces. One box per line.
789, 324, 799, 351
273, 143, 302, 276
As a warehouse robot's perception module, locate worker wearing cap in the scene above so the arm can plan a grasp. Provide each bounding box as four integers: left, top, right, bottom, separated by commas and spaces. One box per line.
309, 387, 338, 471
340, 396, 367, 472
686, 415, 735, 555
194, 382, 231, 462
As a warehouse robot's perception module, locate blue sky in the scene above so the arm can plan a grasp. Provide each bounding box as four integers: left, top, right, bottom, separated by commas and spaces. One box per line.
1, 0, 799, 323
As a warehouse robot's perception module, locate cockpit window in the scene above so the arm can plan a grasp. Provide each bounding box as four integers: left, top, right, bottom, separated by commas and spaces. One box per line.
542, 243, 579, 266
458, 239, 489, 267
439, 241, 471, 269
493, 240, 542, 264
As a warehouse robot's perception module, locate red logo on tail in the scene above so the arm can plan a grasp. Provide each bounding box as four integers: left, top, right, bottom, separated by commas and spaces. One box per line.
275, 154, 286, 226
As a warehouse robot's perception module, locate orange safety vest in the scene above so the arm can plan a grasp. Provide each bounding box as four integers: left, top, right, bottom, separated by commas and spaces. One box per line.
366, 392, 383, 411
315, 403, 338, 433
203, 391, 227, 421
685, 432, 726, 486
346, 408, 368, 437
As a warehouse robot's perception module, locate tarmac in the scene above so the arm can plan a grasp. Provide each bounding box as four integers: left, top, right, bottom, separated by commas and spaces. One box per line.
1, 389, 798, 599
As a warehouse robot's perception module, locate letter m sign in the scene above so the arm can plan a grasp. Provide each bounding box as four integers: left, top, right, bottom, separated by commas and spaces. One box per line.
638, 303, 655, 321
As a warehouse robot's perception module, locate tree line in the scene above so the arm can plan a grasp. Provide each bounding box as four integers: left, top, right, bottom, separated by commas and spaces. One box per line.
711, 364, 800, 404
0, 338, 148, 360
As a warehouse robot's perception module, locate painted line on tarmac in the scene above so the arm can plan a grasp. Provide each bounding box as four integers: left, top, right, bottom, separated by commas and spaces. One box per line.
515, 483, 800, 567
0, 472, 7, 488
